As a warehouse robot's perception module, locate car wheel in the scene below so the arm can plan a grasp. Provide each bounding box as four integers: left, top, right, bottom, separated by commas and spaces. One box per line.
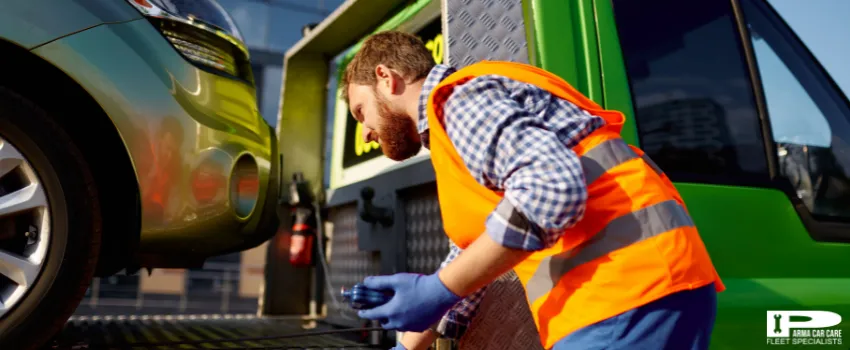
0, 87, 102, 349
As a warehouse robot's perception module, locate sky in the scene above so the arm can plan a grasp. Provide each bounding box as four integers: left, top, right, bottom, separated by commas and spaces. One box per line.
768, 0, 850, 95
218, 0, 345, 52
752, 0, 850, 147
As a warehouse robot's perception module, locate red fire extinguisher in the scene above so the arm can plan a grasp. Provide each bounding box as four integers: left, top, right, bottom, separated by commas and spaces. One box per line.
289, 206, 315, 266
286, 172, 317, 267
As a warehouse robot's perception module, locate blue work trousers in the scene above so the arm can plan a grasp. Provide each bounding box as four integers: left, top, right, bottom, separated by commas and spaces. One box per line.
552, 283, 717, 350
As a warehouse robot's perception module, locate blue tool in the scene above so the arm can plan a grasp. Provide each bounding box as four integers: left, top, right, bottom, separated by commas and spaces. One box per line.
340, 283, 393, 310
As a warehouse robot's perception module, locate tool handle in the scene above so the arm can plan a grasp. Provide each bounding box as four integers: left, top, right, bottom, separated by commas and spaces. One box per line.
340, 283, 394, 310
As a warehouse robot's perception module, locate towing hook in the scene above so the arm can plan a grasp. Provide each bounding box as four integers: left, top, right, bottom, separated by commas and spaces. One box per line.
358, 186, 393, 227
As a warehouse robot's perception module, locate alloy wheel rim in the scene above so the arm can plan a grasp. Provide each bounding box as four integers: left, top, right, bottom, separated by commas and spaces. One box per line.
0, 137, 50, 318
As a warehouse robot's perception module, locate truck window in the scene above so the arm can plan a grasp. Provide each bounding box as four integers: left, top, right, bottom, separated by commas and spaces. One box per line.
740, 0, 850, 220
611, 0, 769, 184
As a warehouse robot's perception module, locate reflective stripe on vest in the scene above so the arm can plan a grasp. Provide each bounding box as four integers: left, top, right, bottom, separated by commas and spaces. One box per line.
525, 199, 695, 303
581, 138, 664, 183
525, 138, 695, 304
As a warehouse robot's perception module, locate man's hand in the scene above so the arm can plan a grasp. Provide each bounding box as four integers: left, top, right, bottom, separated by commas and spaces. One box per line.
357, 273, 461, 332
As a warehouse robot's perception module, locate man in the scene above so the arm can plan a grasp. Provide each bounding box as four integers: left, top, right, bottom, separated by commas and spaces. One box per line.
341, 31, 724, 350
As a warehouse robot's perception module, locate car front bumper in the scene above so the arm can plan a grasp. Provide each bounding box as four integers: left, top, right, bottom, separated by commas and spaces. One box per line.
32, 18, 280, 262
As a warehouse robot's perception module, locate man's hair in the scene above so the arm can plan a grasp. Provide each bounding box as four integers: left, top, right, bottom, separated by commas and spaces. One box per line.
340, 31, 435, 103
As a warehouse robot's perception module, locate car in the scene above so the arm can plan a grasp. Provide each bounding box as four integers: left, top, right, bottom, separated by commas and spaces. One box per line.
0, 0, 279, 348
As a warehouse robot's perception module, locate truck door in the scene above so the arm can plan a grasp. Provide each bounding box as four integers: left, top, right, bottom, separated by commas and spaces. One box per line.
604, 0, 850, 347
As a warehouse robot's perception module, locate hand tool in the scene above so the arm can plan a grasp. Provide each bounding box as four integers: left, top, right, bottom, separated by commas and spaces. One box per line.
341, 283, 394, 310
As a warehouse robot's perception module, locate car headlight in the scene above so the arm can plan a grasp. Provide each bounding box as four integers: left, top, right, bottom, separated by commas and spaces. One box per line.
125, 0, 254, 84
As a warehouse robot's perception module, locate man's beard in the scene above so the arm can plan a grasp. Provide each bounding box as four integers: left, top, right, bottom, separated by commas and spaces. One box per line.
375, 92, 421, 161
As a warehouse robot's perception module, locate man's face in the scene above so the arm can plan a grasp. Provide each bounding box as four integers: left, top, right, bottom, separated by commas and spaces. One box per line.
347, 82, 421, 161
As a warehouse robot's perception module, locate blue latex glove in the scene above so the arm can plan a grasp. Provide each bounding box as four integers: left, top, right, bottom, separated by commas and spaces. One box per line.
390, 341, 408, 350
357, 272, 461, 332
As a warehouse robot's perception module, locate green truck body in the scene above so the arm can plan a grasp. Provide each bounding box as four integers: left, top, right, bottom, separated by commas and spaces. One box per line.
275, 0, 850, 348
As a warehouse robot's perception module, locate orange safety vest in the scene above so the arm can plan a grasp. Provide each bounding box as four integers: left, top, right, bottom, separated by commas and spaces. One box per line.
426, 61, 725, 349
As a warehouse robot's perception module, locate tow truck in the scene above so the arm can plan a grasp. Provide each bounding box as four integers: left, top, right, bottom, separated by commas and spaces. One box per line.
46, 0, 850, 349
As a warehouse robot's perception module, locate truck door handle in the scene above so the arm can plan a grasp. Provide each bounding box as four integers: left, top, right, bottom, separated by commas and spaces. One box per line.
358, 186, 394, 227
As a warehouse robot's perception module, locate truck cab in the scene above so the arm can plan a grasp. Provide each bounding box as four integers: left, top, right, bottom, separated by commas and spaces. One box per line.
269, 0, 850, 348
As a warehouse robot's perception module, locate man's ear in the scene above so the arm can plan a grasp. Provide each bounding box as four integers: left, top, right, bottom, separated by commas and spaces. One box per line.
374, 64, 397, 93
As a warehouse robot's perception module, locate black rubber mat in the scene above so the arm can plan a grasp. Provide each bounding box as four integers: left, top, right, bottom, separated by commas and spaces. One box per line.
44, 314, 383, 349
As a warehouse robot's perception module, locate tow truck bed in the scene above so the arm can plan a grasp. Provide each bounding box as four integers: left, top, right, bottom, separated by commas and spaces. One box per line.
45, 314, 380, 349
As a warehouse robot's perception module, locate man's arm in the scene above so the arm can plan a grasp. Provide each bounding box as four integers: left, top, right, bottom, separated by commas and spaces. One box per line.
438, 234, 530, 298
436, 74, 601, 296
435, 244, 487, 339
401, 243, 488, 348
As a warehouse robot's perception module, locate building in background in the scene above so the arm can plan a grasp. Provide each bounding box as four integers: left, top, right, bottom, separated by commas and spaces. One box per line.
76, 0, 345, 316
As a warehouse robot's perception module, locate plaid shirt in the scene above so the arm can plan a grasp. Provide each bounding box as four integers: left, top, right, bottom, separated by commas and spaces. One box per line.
418, 64, 606, 339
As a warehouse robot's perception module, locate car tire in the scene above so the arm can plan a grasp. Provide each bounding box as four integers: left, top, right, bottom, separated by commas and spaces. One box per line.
0, 87, 102, 350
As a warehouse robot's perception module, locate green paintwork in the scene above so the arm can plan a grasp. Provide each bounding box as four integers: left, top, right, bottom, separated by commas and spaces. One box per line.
676, 184, 850, 349
26, 18, 275, 259
590, 0, 640, 147
529, 0, 602, 103
520, 0, 538, 67
0, 0, 141, 49
581, 0, 850, 348
328, 60, 353, 189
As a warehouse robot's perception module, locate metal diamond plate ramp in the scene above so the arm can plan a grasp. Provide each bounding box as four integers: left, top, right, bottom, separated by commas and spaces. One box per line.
458, 272, 544, 350
404, 186, 451, 275
443, 0, 530, 68
324, 205, 382, 327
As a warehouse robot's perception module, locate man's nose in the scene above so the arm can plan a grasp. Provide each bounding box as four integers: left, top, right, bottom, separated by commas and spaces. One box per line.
361, 126, 374, 143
